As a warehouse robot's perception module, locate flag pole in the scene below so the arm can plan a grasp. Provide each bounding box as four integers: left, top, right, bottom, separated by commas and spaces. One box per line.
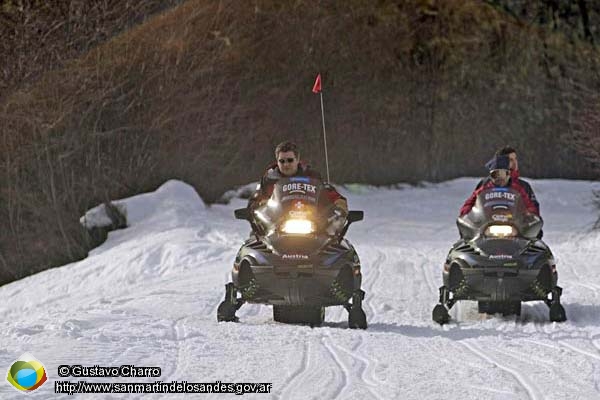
319, 91, 330, 183
313, 73, 330, 183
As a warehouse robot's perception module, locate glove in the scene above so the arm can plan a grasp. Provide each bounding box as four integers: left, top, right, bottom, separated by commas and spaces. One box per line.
328, 206, 347, 222
524, 213, 540, 225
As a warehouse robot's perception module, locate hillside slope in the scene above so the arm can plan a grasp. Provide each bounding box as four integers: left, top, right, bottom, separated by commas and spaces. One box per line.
1, 0, 599, 287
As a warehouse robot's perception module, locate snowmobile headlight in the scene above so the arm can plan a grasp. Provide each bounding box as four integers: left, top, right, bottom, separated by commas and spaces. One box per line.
485, 224, 516, 237
281, 219, 314, 234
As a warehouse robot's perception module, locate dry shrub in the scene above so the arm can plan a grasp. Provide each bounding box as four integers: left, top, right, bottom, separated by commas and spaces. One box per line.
564, 88, 600, 228
568, 94, 600, 172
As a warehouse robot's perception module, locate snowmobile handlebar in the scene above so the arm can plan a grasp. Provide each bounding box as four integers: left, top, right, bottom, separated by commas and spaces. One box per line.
234, 208, 251, 220
234, 208, 363, 224
347, 210, 363, 223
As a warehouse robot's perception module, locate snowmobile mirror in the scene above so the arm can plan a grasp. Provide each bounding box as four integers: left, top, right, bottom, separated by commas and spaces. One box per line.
347, 211, 364, 223
339, 210, 364, 238
234, 208, 251, 220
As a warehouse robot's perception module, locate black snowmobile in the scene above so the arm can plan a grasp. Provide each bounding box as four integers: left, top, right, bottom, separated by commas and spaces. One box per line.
432, 186, 567, 324
217, 176, 367, 328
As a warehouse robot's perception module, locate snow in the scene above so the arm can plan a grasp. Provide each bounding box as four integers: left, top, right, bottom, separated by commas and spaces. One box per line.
1, 177, 600, 399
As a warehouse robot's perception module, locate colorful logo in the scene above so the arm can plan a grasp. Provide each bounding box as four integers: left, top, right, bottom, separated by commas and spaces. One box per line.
6, 353, 48, 392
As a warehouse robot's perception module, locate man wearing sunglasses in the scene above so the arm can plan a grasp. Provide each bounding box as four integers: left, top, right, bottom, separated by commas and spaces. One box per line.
459, 154, 539, 217
248, 141, 348, 214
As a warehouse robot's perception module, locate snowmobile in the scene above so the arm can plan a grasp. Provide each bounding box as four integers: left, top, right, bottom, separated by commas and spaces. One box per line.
217, 176, 367, 328
432, 186, 567, 324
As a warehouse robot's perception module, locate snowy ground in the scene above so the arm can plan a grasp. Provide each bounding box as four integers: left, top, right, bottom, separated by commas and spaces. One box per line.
1, 178, 600, 399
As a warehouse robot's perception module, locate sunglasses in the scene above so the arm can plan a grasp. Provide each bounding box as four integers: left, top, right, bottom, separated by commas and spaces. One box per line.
278, 158, 296, 164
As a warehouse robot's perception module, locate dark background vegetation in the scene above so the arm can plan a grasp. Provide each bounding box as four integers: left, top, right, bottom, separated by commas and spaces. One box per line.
1, 0, 599, 285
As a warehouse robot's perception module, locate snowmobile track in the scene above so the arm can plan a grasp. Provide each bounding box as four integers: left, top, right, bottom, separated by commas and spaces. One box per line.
362, 249, 387, 322
559, 340, 600, 362
326, 335, 385, 400
461, 341, 542, 400
276, 338, 314, 400
320, 333, 350, 399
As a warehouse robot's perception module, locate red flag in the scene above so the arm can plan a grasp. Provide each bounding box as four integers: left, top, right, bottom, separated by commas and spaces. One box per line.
312, 74, 321, 93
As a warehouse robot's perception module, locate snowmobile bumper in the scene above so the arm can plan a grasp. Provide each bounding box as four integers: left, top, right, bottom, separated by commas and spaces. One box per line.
242, 264, 360, 306
232, 240, 361, 306
443, 259, 557, 302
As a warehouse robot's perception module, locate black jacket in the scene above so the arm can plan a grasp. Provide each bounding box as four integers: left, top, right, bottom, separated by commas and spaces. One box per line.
248, 162, 322, 209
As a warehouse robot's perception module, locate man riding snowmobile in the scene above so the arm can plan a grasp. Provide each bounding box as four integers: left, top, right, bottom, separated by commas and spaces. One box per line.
471, 146, 541, 237
248, 141, 348, 214
460, 154, 539, 218
432, 155, 566, 324
217, 141, 367, 328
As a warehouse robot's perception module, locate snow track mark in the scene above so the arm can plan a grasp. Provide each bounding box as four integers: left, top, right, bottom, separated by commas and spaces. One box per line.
276, 339, 312, 400
320, 333, 350, 399
559, 340, 600, 362
363, 249, 386, 322
415, 248, 439, 295
328, 336, 385, 400
461, 341, 542, 400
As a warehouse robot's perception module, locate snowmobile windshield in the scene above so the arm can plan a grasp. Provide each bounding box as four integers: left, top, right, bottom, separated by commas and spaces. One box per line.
254, 176, 325, 236
458, 187, 542, 240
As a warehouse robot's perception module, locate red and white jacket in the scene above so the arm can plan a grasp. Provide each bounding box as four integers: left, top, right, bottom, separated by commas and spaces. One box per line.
459, 177, 539, 217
